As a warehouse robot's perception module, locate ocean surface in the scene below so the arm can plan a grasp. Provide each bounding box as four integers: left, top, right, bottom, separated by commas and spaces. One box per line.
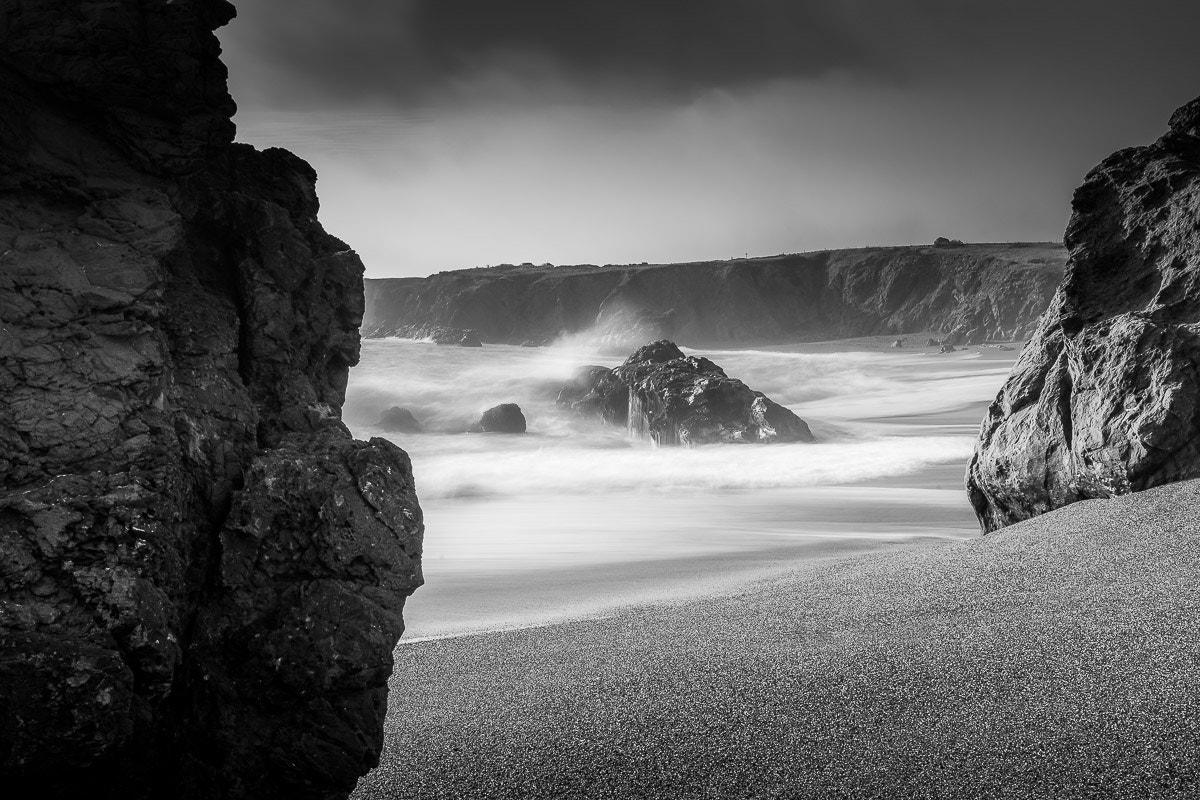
345, 339, 1018, 639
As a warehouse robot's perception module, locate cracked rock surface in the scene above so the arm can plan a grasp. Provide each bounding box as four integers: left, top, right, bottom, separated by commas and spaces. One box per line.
0, 2, 423, 797
969, 95, 1200, 532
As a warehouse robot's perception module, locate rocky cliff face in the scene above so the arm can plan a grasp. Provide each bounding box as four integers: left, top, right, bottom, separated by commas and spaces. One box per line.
968, 96, 1200, 532
0, 2, 422, 798
363, 243, 1065, 348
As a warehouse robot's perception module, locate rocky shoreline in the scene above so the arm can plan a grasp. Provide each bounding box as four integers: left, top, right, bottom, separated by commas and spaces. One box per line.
3, 0, 1199, 796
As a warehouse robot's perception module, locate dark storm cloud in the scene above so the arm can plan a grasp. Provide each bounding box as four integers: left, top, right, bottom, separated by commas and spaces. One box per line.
223, 0, 874, 106
224, 0, 1200, 110
410, 0, 867, 92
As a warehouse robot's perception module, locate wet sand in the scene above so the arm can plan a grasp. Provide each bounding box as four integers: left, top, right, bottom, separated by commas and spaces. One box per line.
354, 481, 1200, 799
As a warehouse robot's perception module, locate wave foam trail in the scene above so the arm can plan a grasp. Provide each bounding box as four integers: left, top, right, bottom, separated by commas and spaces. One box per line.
411, 436, 973, 500
346, 338, 1014, 509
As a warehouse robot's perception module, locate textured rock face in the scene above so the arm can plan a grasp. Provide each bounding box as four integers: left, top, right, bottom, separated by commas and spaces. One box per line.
0, 2, 422, 798
469, 403, 527, 434
569, 341, 814, 445
363, 243, 1065, 348
968, 96, 1200, 533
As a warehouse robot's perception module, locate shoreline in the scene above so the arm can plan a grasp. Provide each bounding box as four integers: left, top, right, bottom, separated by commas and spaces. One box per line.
357, 481, 1200, 799
401, 533, 957, 641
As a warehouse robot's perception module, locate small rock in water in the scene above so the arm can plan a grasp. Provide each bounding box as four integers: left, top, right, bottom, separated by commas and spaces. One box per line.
377, 406, 424, 433
470, 403, 527, 434
431, 327, 483, 347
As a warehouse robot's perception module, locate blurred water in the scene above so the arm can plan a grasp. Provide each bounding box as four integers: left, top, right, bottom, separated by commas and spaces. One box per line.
345, 339, 1015, 578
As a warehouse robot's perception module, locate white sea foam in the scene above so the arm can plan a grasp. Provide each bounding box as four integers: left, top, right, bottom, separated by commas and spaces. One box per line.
345, 339, 1013, 572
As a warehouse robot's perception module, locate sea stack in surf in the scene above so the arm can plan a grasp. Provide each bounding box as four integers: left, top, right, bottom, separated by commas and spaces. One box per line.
968, 95, 1200, 533
567, 340, 814, 445
0, 2, 422, 798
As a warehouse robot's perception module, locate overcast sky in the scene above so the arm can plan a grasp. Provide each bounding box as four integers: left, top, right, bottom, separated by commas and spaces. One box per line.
219, 1, 1200, 278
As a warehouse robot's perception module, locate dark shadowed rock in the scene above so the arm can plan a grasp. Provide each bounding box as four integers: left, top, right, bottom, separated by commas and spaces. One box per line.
470, 404, 527, 434
0, 2, 422, 798
968, 95, 1200, 533
570, 341, 814, 445
378, 406, 424, 433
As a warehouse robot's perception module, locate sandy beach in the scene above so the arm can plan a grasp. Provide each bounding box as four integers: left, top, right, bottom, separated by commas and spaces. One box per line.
354, 480, 1200, 799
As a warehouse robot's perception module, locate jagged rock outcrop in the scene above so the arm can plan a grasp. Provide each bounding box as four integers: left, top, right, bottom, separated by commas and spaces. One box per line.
568, 341, 814, 445
968, 95, 1200, 533
0, 2, 422, 798
363, 243, 1066, 348
469, 403, 527, 434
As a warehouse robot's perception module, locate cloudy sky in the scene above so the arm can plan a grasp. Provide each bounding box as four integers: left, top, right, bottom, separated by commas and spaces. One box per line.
219, 1, 1200, 278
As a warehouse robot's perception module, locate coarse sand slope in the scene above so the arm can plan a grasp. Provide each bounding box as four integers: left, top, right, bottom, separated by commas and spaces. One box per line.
354, 480, 1200, 799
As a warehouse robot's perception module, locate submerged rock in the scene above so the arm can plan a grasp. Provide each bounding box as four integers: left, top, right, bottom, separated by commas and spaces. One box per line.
470, 403, 527, 434
570, 341, 814, 445
376, 323, 482, 346
0, 3, 422, 798
556, 365, 611, 406
378, 406, 424, 433
968, 95, 1200, 533
431, 326, 483, 347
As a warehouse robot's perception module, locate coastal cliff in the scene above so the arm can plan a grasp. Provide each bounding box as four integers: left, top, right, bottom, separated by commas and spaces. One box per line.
969, 95, 1200, 532
363, 242, 1065, 348
0, 2, 422, 798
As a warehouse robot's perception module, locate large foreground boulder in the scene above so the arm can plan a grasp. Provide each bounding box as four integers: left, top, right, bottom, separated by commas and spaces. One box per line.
968, 95, 1200, 532
0, 2, 423, 798
568, 341, 814, 445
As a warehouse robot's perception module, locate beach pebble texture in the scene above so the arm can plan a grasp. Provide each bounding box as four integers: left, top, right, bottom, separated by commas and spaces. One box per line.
0, 1, 423, 797
969, 95, 1200, 532
356, 480, 1200, 799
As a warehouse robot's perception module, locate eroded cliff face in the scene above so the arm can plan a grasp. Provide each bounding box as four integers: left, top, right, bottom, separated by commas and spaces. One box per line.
968, 96, 1200, 533
0, 2, 422, 797
363, 243, 1065, 348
